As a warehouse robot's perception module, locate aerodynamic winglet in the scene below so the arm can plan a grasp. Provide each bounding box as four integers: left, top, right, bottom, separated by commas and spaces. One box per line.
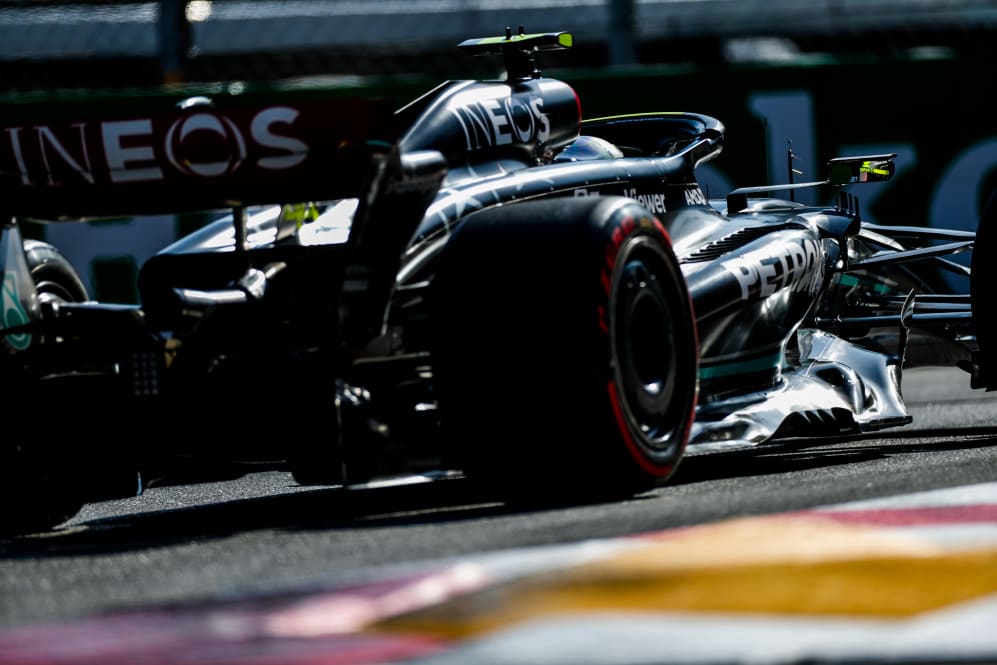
458, 27, 574, 80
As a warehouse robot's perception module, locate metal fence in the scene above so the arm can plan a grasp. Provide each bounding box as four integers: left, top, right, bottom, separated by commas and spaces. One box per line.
1, 0, 996, 93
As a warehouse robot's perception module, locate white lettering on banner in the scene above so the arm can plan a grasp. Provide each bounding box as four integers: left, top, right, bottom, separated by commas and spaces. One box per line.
452, 96, 550, 151
103, 119, 162, 183
38, 124, 94, 184
165, 112, 246, 178
4, 124, 100, 185
725, 236, 823, 300
1, 106, 308, 186
252, 107, 307, 169
4, 128, 29, 185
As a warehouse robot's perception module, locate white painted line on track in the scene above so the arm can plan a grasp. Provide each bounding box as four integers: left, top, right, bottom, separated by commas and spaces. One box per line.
818, 480, 997, 510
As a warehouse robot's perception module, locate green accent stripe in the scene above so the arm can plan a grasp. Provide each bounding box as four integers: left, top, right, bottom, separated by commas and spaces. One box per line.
837, 273, 893, 294
699, 351, 782, 380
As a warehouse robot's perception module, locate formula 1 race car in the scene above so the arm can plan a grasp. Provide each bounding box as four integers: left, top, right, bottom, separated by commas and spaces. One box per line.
0, 29, 992, 535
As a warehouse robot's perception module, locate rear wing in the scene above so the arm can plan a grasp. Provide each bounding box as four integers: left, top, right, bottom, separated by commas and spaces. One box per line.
0, 85, 399, 220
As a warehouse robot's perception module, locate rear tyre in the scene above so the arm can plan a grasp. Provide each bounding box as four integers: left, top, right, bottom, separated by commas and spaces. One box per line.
431, 197, 698, 503
0, 447, 88, 537
0, 240, 89, 537
23, 239, 90, 306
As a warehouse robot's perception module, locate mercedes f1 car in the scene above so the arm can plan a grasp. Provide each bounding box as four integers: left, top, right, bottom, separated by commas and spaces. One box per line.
0, 29, 992, 535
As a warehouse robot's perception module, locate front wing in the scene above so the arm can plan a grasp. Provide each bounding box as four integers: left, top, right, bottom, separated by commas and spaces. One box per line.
686, 330, 911, 455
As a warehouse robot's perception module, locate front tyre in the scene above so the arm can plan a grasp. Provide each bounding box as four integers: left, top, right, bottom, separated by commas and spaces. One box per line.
972, 190, 997, 389
431, 197, 699, 502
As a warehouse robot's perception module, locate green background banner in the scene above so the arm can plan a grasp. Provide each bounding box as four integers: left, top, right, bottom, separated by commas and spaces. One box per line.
20, 54, 994, 301
565, 53, 995, 232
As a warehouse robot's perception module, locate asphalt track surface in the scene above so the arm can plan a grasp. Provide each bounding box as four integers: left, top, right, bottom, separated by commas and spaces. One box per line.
1, 366, 997, 664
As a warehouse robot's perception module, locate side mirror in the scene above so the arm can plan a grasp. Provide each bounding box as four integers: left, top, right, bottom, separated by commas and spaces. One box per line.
827, 153, 896, 186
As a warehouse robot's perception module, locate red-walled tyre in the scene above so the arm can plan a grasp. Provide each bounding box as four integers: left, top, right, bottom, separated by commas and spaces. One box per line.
431, 196, 699, 503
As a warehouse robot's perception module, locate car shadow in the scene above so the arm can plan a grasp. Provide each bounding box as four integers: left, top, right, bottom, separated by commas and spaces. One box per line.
0, 473, 515, 558
4, 425, 997, 558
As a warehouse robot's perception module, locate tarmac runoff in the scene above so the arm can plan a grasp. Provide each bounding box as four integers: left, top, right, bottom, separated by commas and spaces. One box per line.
2, 483, 997, 664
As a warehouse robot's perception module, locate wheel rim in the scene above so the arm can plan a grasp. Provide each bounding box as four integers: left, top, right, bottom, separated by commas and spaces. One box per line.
611, 238, 694, 459
35, 280, 77, 306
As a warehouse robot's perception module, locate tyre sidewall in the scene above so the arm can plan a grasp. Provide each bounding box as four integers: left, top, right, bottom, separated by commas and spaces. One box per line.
431, 196, 697, 498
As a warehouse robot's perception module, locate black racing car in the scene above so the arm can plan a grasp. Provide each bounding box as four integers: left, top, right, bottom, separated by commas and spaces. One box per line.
0, 29, 990, 535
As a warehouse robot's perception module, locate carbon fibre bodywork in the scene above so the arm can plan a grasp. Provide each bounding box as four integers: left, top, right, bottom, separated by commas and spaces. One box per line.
0, 29, 989, 533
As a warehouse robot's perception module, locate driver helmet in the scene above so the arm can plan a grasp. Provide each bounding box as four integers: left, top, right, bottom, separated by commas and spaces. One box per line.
553, 135, 624, 163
